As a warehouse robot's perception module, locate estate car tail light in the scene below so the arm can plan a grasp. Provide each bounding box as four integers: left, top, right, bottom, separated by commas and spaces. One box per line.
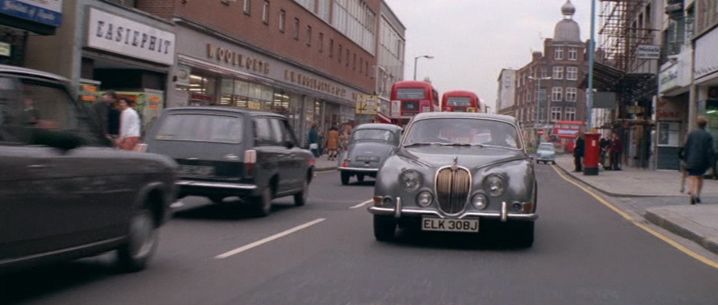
244, 149, 257, 176
308, 158, 316, 167
341, 159, 350, 168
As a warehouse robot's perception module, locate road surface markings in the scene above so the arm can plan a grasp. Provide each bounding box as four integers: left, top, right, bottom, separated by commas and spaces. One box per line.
551, 165, 718, 270
215, 218, 326, 259
350, 199, 372, 209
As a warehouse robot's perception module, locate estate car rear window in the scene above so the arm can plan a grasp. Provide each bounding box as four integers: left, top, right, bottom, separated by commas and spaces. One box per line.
155, 114, 243, 143
352, 129, 395, 143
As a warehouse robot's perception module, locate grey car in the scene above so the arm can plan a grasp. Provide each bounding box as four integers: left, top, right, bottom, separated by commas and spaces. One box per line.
0, 65, 177, 273
536, 142, 557, 164
338, 123, 402, 185
145, 107, 315, 217
368, 112, 538, 247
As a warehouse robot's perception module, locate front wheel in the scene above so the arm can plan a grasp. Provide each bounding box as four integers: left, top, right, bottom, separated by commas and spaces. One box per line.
294, 181, 309, 207
117, 209, 158, 272
340, 171, 351, 185
373, 215, 396, 242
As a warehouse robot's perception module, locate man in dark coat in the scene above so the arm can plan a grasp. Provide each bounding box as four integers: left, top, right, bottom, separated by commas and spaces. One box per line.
610, 132, 623, 170
92, 91, 120, 140
683, 116, 715, 204
573, 131, 585, 172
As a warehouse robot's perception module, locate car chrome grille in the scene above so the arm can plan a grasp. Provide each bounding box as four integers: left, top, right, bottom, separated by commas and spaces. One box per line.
435, 167, 471, 215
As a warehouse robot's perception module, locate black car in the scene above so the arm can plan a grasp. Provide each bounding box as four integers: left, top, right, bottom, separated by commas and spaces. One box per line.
146, 107, 315, 217
0, 65, 177, 273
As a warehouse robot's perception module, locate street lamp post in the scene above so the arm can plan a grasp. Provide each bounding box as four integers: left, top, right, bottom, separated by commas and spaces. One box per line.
413, 55, 434, 80
587, 0, 596, 130
528, 75, 552, 146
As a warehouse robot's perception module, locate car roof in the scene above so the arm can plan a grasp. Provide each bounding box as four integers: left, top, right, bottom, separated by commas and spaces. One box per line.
412, 112, 517, 124
354, 123, 402, 131
0, 64, 69, 83
164, 106, 286, 118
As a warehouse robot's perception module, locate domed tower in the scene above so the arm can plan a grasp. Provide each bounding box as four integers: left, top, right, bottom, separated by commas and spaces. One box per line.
553, 0, 581, 42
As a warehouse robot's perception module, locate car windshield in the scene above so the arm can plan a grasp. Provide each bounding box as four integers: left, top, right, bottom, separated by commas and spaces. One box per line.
154, 114, 243, 143
352, 129, 395, 143
404, 118, 520, 149
539, 143, 554, 151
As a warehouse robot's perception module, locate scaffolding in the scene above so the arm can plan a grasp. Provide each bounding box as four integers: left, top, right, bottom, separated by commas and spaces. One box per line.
598, 0, 656, 72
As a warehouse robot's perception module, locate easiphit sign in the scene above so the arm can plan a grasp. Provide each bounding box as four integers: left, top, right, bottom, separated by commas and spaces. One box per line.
86, 8, 175, 66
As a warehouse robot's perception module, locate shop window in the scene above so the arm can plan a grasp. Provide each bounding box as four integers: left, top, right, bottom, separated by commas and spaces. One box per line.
243, 0, 251, 15
279, 10, 286, 32
262, 1, 270, 24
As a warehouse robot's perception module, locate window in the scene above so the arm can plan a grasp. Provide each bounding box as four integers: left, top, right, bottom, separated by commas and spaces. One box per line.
243, 0, 251, 15
565, 107, 576, 121
278, 10, 286, 32
365, 61, 369, 77
568, 48, 577, 60
565, 87, 577, 101
566, 66, 578, 80
338, 44, 342, 63
293, 18, 300, 40
306, 25, 312, 46
329, 39, 334, 57
262, 1, 270, 24
253, 118, 273, 146
156, 114, 244, 144
554, 47, 564, 60
552, 87, 563, 102
345, 49, 350, 67
352, 53, 357, 71
318, 33, 324, 52
359, 57, 363, 73
551, 107, 562, 121
553, 66, 564, 79
268, 118, 284, 145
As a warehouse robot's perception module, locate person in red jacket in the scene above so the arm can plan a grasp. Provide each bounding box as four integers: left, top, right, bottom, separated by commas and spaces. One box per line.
609, 132, 623, 170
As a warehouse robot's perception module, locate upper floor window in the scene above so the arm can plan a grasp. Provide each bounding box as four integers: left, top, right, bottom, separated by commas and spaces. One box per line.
565, 87, 577, 101
553, 66, 564, 79
338, 44, 343, 63
306, 25, 312, 46
552, 87, 563, 102
278, 10, 286, 32
318, 33, 324, 52
565, 107, 576, 120
551, 107, 562, 121
293, 18, 300, 40
554, 47, 564, 60
262, 1, 270, 24
243, 0, 251, 15
345, 49, 350, 67
566, 67, 578, 80
568, 48, 577, 60
329, 39, 334, 57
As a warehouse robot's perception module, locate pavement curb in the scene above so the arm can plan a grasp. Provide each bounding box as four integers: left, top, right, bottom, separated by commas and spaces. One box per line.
552, 158, 666, 198
644, 208, 718, 256
314, 167, 337, 172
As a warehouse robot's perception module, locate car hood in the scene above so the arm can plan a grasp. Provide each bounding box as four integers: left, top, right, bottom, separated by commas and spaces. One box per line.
397, 146, 526, 169
348, 141, 395, 157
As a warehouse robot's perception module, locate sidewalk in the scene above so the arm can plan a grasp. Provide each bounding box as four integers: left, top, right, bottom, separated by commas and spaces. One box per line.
314, 155, 338, 172
553, 154, 718, 256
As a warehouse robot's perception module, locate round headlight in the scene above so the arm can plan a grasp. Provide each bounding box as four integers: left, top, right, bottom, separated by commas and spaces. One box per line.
484, 175, 505, 197
399, 170, 422, 192
471, 193, 488, 209
416, 191, 433, 207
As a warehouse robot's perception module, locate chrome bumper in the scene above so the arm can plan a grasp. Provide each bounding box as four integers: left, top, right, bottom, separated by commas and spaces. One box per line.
368, 200, 537, 222
338, 167, 379, 173
177, 180, 258, 190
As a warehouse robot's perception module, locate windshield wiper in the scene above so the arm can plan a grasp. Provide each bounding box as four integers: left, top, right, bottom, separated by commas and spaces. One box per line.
438, 143, 485, 148
404, 142, 442, 147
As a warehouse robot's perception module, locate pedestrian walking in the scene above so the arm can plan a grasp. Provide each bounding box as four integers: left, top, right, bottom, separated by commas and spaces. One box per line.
573, 131, 585, 172
683, 116, 715, 204
599, 136, 610, 169
610, 132, 623, 170
308, 124, 320, 157
340, 123, 352, 151
116, 98, 141, 151
325, 126, 340, 161
92, 91, 121, 141
678, 145, 688, 193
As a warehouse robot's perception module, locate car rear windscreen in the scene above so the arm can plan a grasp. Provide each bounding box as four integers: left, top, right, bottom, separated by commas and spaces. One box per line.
155, 114, 243, 143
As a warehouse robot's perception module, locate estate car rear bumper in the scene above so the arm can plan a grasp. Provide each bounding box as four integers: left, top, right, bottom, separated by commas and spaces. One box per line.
177, 180, 258, 197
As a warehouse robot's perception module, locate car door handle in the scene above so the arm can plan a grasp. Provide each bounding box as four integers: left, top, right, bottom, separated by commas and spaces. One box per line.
27, 164, 50, 169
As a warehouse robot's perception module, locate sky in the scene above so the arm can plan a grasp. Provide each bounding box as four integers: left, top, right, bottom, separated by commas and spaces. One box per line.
384, 0, 592, 112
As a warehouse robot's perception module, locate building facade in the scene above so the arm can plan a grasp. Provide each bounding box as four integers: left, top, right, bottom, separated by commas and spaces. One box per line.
692, 0, 718, 173
0, 0, 64, 67
496, 68, 516, 116
506, 1, 588, 149
375, 1, 405, 121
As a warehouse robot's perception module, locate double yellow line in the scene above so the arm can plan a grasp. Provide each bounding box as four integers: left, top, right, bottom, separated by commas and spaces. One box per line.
551, 165, 718, 270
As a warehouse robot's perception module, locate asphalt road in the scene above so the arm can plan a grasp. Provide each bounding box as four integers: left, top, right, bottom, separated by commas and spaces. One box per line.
2, 165, 718, 305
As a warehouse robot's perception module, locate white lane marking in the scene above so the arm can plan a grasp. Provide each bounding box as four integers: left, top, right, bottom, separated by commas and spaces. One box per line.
350, 199, 372, 209
169, 201, 185, 209
215, 218, 326, 259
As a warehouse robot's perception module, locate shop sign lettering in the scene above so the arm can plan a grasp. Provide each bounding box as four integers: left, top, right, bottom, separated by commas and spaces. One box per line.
206, 43, 270, 75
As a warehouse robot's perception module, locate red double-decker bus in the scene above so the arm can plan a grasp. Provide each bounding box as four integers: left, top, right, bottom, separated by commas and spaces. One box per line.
389, 80, 439, 125
441, 90, 482, 112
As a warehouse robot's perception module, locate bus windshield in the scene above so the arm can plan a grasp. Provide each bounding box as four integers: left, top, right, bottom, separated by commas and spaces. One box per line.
396, 88, 426, 99
447, 97, 472, 107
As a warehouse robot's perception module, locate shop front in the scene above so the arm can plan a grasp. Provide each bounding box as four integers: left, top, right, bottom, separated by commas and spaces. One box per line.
170, 24, 367, 146
694, 25, 718, 176
656, 47, 691, 170
0, 0, 63, 66
80, 6, 175, 132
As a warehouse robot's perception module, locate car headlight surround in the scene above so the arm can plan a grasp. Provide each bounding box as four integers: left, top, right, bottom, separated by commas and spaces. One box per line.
399, 169, 422, 192
483, 174, 505, 197
471, 193, 489, 209
416, 191, 433, 207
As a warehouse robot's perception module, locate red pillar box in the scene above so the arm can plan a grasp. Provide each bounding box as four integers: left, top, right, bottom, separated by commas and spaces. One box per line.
583, 133, 600, 176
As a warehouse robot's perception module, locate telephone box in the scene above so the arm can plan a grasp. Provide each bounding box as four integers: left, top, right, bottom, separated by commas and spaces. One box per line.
583, 133, 600, 175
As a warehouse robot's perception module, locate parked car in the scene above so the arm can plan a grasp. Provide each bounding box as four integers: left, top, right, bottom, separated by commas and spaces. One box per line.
536, 142, 556, 164
0, 65, 177, 273
145, 107, 314, 217
338, 123, 402, 185
368, 112, 538, 247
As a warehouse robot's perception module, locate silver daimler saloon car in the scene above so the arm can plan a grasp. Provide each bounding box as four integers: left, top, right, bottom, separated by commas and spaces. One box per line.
338, 123, 402, 185
368, 112, 538, 247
